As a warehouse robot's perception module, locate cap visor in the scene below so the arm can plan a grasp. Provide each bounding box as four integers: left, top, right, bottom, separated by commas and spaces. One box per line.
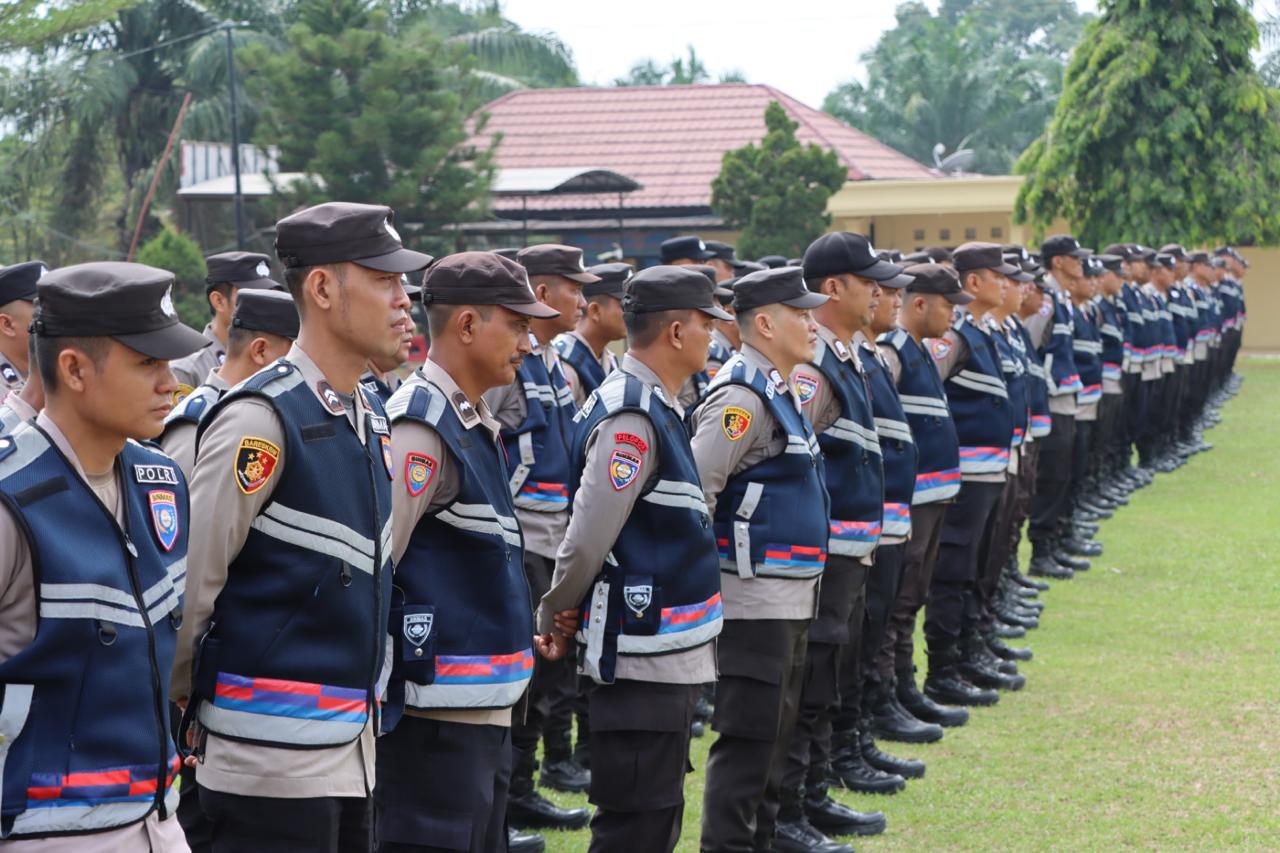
563, 271, 604, 285
879, 273, 914, 289
116, 323, 212, 361
235, 277, 280, 291
697, 304, 734, 321
944, 290, 977, 305
781, 292, 830, 310
993, 261, 1022, 276
1069, 248, 1093, 258
404, 284, 423, 300
354, 247, 435, 274
502, 300, 561, 319
1009, 271, 1034, 283
854, 259, 906, 282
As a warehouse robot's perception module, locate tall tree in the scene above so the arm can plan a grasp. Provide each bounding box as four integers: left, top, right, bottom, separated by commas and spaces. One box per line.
1014, 0, 1280, 246
711, 101, 847, 258
243, 0, 496, 255
614, 45, 743, 86
0, 0, 139, 50
823, 0, 1088, 174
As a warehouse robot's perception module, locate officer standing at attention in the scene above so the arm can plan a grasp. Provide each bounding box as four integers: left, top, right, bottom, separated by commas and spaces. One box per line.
0, 261, 43, 393
169, 252, 279, 392
159, 290, 299, 479
553, 262, 630, 406
376, 252, 558, 853
484, 244, 596, 826
534, 265, 729, 853
0, 335, 42, 434
171, 203, 426, 852
0, 262, 206, 850
690, 266, 831, 853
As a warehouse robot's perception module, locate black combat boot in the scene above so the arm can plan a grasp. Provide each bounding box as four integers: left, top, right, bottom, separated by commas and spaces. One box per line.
957, 632, 1026, 691
858, 721, 925, 779
829, 726, 907, 794
896, 665, 969, 727
868, 678, 944, 744
804, 780, 887, 837
923, 643, 999, 707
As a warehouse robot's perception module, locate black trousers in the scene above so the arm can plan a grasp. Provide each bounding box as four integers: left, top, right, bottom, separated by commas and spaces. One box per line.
860, 544, 905, 696
1137, 376, 1166, 463
702, 617, 809, 853
924, 480, 1005, 647
1028, 413, 1076, 546
586, 680, 698, 853
511, 551, 577, 792
199, 787, 371, 853
883, 502, 947, 675
978, 472, 1020, 634
1120, 373, 1148, 465
1069, 419, 1094, 507
1095, 394, 1124, 477
375, 717, 512, 853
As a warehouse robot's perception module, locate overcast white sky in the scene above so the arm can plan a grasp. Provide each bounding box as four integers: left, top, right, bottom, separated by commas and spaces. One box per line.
501, 0, 1101, 108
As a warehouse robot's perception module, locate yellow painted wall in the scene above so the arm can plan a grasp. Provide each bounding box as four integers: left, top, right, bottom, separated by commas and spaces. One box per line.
1234, 247, 1277, 352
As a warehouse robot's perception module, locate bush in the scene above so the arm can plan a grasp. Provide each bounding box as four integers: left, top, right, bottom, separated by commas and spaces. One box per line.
136, 228, 208, 329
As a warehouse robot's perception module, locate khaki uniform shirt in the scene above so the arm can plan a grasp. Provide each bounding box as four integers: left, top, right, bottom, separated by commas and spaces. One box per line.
172, 344, 376, 799
0, 349, 25, 392
158, 369, 231, 480
689, 343, 819, 621
482, 336, 572, 560
389, 359, 512, 728
555, 330, 618, 408
539, 354, 717, 684
0, 389, 38, 430
0, 413, 188, 852
169, 323, 225, 390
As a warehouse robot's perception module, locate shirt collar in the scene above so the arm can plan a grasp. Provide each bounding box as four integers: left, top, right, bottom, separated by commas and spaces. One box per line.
204, 367, 231, 392
740, 343, 800, 410
419, 358, 500, 442
620, 353, 681, 417
3, 390, 36, 423
816, 323, 853, 362
287, 343, 371, 431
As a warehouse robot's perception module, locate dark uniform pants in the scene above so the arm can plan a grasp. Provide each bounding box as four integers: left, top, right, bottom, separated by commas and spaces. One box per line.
978, 469, 1021, 634
375, 717, 512, 853
586, 680, 698, 853
702, 617, 809, 853
1028, 413, 1076, 546
924, 480, 1005, 647
1069, 418, 1093, 507
512, 551, 577, 790
200, 787, 371, 853
1120, 373, 1148, 466
881, 502, 947, 675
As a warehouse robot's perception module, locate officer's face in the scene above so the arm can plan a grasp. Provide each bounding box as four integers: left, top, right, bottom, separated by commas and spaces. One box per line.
78, 340, 183, 441
870, 287, 901, 334
538, 277, 586, 335
708, 258, 736, 282
594, 295, 627, 341
968, 269, 1005, 311
1020, 287, 1044, 318
770, 305, 818, 366
920, 293, 955, 337
334, 263, 412, 361
837, 274, 881, 327
1001, 278, 1025, 314
480, 306, 532, 388
369, 308, 414, 374
679, 310, 716, 376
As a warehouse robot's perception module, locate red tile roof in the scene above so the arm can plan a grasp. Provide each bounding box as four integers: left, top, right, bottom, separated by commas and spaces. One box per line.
467, 84, 935, 214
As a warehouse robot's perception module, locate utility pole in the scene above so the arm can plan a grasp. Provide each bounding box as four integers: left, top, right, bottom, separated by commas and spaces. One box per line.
224, 22, 245, 250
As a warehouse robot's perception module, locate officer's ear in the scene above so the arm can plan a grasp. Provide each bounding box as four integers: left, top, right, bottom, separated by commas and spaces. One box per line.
0, 311, 17, 339
248, 335, 272, 366
303, 264, 348, 313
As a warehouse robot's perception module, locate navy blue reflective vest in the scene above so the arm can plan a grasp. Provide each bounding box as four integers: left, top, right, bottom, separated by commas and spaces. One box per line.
803, 336, 883, 557
944, 316, 1014, 477
358, 371, 398, 407
1146, 288, 1176, 362
1094, 296, 1126, 387
1120, 282, 1150, 371
1043, 288, 1083, 398
706, 335, 735, 379
881, 328, 961, 504
571, 370, 723, 684
1167, 285, 1195, 360
553, 334, 609, 400
1138, 285, 1163, 369
1071, 302, 1103, 407
192, 362, 392, 748
0, 426, 185, 838
1188, 282, 1213, 353
0, 402, 29, 435
1012, 319, 1052, 438
387, 374, 533, 711
162, 382, 222, 433
991, 318, 1030, 448
857, 342, 916, 540
705, 354, 830, 579
502, 338, 577, 513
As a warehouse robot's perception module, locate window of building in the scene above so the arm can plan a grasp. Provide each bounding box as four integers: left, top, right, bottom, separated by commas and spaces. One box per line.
991, 226, 1003, 239
964, 228, 977, 240
914, 229, 925, 241
939, 228, 951, 241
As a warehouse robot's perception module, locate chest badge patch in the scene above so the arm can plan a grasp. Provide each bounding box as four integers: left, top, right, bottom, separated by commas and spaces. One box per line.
793, 372, 820, 406
722, 406, 752, 441
235, 436, 280, 495
380, 435, 394, 479
609, 449, 642, 490
929, 338, 953, 361
149, 490, 179, 552
404, 612, 433, 646
405, 453, 437, 497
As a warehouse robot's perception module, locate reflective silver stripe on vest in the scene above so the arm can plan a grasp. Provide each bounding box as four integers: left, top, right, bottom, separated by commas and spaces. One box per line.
580, 580, 611, 683
828, 537, 876, 558
1073, 340, 1103, 354
199, 700, 366, 746
732, 482, 765, 579
898, 394, 951, 418
1026, 363, 1047, 379
1052, 322, 1072, 336
873, 417, 914, 444
0, 682, 34, 821
615, 615, 722, 655
521, 381, 555, 405
251, 502, 389, 576
404, 676, 531, 710
951, 370, 1009, 398
784, 434, 821, 456
436, 501, 522, 546
641, 479, 710, 514
825, 418, 881, 454
38, 558, 185, 626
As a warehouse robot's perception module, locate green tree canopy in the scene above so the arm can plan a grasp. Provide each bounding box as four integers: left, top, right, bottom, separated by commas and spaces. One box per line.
0, 0, 139, 51
823, 0, 1089, 174
614, 46, 745, 86
136, 226, 208, 327
711, 101, 847, 258
1014, 0, 1280, 247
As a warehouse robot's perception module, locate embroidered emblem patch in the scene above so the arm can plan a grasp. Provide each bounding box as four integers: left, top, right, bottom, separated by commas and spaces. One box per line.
609, 449, 642, 490
171, 383, 195, 407
833, 339, 850, 359
929, 339, 953, 361
235, 437, 280, 495
0, 364, 19, 385
134, 464, 178, 486
404, 612, 433, 646
624, 584, 653, 617
149, 490, 179, 552
614, 432, 649, 453
706, 365, 720, 379
722, 406, 752, 440
317, 381, 345, 415
380, 435, 393, 479
405, 453, 437, 497
793, 372, 820, 406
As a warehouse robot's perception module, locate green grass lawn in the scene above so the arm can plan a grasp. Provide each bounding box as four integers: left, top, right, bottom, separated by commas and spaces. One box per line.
541, 357, 1280, 852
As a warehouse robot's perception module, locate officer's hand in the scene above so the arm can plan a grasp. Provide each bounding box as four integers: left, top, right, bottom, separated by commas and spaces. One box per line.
534, 632, 570, 661
551, 609, 580, 637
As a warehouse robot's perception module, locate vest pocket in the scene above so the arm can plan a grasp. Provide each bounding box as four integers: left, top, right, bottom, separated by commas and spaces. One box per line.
620, 575, 660, 636
396, 604, 437, 685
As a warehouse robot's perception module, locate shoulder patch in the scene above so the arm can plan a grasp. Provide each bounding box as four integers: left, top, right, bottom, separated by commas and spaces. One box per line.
614, 432, 649, 453
0, 364, 19, 385
793, 372, 820, 406
171, 383, 195, 407
722, 405, 752, 440
148, 490, 179, 552
235, 436, 280, 495
134, 463, 179, 486
380, 435, 393, 479
404, 452, 437, 497
609, 449, 643, 490
929, 338, 953, 361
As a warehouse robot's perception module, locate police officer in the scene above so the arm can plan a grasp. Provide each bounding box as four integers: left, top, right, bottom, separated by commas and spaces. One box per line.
0, 334, 42, 434
0, 261, 42, 393
171, 202, 426, 851
169, 252, 279, 391
923, 243, 1024, 704
1092, 254, 1131, 500
660, 235, 716, 266
160, 290, 299, 479
690, 266, 830, 853
376, 252, 559, 853
553, 262, 629, 406
534, 265, 728, 853
1065, 258, 1109, 551
485, 244, 596, 824
0, 262, 206, 850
